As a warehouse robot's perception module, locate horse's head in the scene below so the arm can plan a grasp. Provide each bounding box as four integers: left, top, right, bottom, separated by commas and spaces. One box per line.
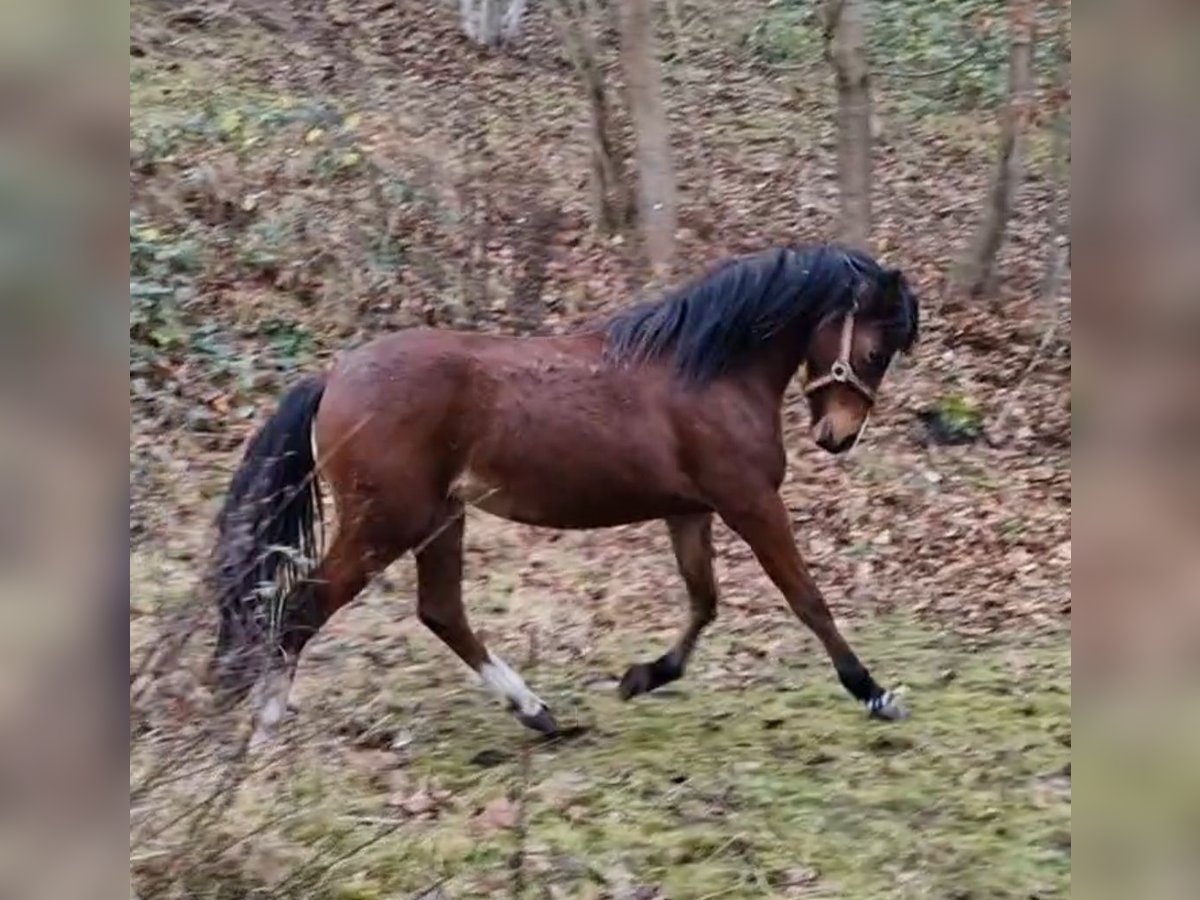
802, 265, 919, 455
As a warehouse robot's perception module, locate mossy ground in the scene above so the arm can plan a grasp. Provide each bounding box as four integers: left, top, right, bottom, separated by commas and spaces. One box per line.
347, 625, 1067, 899
138, 574, 1067, 899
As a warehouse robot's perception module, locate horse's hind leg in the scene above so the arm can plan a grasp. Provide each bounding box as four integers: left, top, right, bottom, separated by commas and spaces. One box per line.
619, 514, 718, 700
251, 514, 402, 743
717, 490, 908, 721
415, 502, 558, 735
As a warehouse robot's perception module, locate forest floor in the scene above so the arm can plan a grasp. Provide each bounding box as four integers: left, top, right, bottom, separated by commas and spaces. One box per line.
130, 1, 1071, 897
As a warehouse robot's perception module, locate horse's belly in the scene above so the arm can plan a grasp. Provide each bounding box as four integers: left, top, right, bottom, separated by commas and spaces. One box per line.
448, 463, 704, 529
449, 466, 520, 517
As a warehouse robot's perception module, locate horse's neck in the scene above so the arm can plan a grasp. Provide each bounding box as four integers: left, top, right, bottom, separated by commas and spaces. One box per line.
752, 320, 810, 400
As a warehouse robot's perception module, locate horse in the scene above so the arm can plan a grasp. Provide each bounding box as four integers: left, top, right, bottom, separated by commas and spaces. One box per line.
205, 244, 920, 740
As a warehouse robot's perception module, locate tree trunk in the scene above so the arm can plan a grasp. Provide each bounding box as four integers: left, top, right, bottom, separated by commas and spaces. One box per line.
501, 0, 528, 42
550, 0, 635, 234
1040, 0, 1070, 300
824, 0, 872, 250
618, 0, 677, 278
958, 0, 1037, 297
462, 0, 525, 47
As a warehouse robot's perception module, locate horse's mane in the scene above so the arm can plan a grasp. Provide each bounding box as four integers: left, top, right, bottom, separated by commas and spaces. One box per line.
604, 245, 918, 383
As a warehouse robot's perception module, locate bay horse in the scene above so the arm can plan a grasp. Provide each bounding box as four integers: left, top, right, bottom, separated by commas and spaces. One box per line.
206, 244, 919, 740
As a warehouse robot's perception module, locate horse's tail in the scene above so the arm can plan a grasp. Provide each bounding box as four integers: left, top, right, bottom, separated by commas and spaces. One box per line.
205, 373, 327, 706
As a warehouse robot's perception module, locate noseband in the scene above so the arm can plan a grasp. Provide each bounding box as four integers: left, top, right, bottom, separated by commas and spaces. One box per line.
802, 306, 875, 404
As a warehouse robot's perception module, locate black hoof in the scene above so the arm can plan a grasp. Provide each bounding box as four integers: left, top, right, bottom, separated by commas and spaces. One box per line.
516, 705, 560, 736
618, 654, 682, 700
618, 662, 655, 700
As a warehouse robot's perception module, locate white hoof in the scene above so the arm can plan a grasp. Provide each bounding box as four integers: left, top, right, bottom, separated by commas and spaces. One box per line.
249, 724, 275, 750
867, 690, 909, 721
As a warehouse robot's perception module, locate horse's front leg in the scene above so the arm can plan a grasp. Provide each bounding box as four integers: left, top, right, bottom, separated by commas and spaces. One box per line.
716, 490, 908, 721
618, 514, 718, 700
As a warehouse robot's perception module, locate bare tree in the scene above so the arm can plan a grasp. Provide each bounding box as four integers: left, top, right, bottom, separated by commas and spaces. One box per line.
662, 0, 715, 227
501, 0, 528, 41
618, 0, 677, 278
957, 0, 1037, 297
461, 0, 528, 47
550, 0, 635, 234
822, 0, 872, 249
1040, 0, 1071, 300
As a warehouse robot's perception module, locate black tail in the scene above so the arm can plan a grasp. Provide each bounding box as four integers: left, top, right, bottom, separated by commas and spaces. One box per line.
206, 374, 327, 704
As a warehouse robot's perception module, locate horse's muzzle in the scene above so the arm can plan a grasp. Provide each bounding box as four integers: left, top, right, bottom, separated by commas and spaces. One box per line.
815, 431, 857, 455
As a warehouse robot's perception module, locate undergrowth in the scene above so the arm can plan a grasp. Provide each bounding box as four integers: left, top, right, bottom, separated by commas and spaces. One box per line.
743, 0, 1066, 117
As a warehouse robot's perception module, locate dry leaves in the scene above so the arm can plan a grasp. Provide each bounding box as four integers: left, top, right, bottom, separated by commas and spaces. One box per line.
469, 794, 520, 834
386, 784, 452, 819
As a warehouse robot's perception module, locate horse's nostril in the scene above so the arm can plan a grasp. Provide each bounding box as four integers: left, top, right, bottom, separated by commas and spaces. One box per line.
815, 428, 855, 455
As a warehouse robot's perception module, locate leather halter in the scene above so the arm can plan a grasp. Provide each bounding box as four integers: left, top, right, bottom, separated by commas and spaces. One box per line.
802, 306, 876, 404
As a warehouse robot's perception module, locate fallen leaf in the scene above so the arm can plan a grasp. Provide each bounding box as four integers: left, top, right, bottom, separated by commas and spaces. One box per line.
471, 795, 519, 833
387, 786, 448, 818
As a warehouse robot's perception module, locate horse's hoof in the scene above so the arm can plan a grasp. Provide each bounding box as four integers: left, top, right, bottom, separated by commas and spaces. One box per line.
617, 663, 654, 700
867, 691, 909, 721
516, 705, 560, 736
249, 723, 277, 750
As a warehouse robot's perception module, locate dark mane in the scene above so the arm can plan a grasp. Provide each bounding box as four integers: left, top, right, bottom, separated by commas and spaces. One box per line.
604, 245, 919, 382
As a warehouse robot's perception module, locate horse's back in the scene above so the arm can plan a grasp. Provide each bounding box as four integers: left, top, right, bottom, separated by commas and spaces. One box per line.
316, 325, 706, 528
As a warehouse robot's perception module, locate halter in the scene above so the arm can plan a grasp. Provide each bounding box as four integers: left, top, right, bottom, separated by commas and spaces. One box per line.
802, 304, 875, 405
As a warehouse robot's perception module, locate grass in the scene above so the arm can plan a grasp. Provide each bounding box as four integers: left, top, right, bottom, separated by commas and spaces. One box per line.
401, 620, 1069, 898
134, 602, 1069, 899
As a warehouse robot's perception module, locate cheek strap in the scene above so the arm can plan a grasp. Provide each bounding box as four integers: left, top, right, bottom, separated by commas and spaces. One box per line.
802, 310, 875, 404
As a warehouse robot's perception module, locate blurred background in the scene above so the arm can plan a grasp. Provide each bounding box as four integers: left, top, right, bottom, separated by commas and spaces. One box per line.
0, 0, 1192, 897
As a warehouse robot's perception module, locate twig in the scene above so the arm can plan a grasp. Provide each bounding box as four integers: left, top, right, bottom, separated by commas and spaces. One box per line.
412, 879, 448, 899
189, 805, 304, 872
698, 831, 748, 867
769, 44, 981, 80
337, 815, 406, 827
272, 820, 405, 896
412, 489, 497, 556
132, 408, 375, 723
877, 45, 983, 80
132, 725, 254, 845
509, 628, 537, 899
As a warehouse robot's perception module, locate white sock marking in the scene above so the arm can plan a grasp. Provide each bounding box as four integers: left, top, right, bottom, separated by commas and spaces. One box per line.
479, 653, 545, 717
250, 668, 293, 745
868, 690, 909, 720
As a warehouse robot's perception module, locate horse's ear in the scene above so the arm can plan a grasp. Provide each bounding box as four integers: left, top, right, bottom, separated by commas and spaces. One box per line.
882, 267, 903, 293
879, 266, 919, 350
862, 266, 902, 315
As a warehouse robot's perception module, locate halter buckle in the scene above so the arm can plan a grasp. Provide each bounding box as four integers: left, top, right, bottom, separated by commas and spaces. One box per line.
829, 360, 851, 382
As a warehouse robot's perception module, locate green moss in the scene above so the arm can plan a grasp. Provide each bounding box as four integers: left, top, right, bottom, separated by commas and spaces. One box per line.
922, 392, 986, 445
251, 616, 1070, 899
133, 531, 1067, 899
